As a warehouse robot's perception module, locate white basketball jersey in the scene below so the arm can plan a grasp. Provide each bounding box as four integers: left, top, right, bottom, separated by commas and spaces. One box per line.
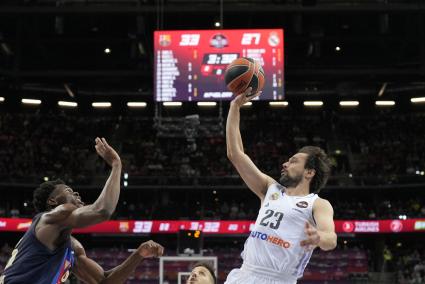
241, 183, 319, 280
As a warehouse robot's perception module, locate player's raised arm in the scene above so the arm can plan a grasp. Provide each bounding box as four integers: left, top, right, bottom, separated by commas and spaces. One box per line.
226, 88, 276, 200
44, 137, 122, 229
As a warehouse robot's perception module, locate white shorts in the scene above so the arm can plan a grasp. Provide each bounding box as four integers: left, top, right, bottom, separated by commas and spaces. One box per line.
224, 264, 297, 284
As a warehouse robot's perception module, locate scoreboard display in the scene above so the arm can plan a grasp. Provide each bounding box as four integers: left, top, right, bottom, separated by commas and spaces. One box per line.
154, 29, 284, 102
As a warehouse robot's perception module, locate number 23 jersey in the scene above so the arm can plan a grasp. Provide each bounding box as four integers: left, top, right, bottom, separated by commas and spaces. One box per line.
241, 183, 319, 279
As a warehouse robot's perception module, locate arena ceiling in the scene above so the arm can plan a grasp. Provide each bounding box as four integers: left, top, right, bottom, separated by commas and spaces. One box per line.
0, 0, 424, 98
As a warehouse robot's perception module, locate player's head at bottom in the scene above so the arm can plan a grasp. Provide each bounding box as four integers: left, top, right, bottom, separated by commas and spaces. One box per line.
280, 146, 332, 194
33, 179, 85, 213
186, 262, 216, 284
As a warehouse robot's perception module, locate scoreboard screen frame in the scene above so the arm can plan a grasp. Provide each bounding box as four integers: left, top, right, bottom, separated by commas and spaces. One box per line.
154, 29, 284, 102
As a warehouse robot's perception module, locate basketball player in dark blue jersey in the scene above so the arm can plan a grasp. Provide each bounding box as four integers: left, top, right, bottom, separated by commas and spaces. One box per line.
0, 137, 164, 284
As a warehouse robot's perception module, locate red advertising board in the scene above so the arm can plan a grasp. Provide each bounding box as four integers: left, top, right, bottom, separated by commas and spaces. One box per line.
1, 218, 425, 235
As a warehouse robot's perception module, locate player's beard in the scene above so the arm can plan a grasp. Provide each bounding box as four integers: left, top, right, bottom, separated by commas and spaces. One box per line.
279, 172, 303, 188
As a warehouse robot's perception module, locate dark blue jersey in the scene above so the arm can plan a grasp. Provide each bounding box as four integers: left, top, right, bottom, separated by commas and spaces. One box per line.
0, 213, 75, 284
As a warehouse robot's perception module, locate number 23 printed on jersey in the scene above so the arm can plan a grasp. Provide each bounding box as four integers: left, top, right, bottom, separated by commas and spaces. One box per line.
260, 209, 284, 229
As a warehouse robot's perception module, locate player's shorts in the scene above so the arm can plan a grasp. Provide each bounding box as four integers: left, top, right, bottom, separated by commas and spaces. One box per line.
224, 263, 297, 284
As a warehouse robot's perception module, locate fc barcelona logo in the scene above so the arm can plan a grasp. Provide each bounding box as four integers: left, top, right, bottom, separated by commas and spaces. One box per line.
270, 193, 280, 200
159, 34, 171, 47
119, 222, 130, 233
60, 271, 70, 283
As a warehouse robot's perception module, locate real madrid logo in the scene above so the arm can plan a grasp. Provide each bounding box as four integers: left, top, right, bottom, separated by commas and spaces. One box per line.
268, 32, 280, 47
270, 192, 280, 200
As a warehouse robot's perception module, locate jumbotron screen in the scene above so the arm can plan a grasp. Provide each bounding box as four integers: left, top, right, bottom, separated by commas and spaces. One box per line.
154, 29, 284, 102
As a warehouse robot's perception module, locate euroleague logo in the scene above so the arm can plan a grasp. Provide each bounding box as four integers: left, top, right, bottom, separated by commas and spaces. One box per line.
390, 220, 403, 233
296, 201, 308, 208
209, 34, 228, 48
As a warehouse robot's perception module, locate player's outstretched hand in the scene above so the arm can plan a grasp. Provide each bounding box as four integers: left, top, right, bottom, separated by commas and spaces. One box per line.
231, 87, 262, 107
300, 222, 320, 250
95, 137, 121, 168
137, 240, 164, 258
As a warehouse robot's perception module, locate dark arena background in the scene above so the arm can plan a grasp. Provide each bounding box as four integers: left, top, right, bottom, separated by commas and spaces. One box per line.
1, 0, 425, 283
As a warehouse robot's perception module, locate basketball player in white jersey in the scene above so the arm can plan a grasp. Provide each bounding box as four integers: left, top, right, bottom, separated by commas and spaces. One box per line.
224, 88, 337, 284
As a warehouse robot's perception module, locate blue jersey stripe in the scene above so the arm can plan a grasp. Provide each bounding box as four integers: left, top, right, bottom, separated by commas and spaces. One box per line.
50, 248, 70, 284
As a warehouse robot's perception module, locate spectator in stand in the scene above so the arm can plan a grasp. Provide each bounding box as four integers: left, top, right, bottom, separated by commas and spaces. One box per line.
2, 111, 425, 186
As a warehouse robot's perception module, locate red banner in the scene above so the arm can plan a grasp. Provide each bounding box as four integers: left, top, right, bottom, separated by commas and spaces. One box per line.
1, 218, 425, 234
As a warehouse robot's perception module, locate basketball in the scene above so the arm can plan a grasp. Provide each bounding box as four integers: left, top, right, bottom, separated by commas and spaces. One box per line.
224, 57, 265, 96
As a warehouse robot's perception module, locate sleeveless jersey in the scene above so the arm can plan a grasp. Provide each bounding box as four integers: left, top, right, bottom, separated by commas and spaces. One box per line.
0, 213, 75, 284
240, 183, 319, 280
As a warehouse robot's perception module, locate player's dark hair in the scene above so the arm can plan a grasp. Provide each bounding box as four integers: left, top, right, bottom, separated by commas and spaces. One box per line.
192, 262, 217, 284
299, 146, 331, 194
33, 179, 65, 213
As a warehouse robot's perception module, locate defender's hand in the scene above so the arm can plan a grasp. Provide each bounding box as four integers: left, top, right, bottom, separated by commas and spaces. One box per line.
137, 240, 164, 258
230, 87, 262, 107
95, 137, 121, 168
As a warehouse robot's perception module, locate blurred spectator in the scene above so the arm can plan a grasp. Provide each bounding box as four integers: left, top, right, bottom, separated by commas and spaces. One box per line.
1, 111, 424, 186
9, 208, 20, 218
0, 110, 425, 220
395, 248, 425, 284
